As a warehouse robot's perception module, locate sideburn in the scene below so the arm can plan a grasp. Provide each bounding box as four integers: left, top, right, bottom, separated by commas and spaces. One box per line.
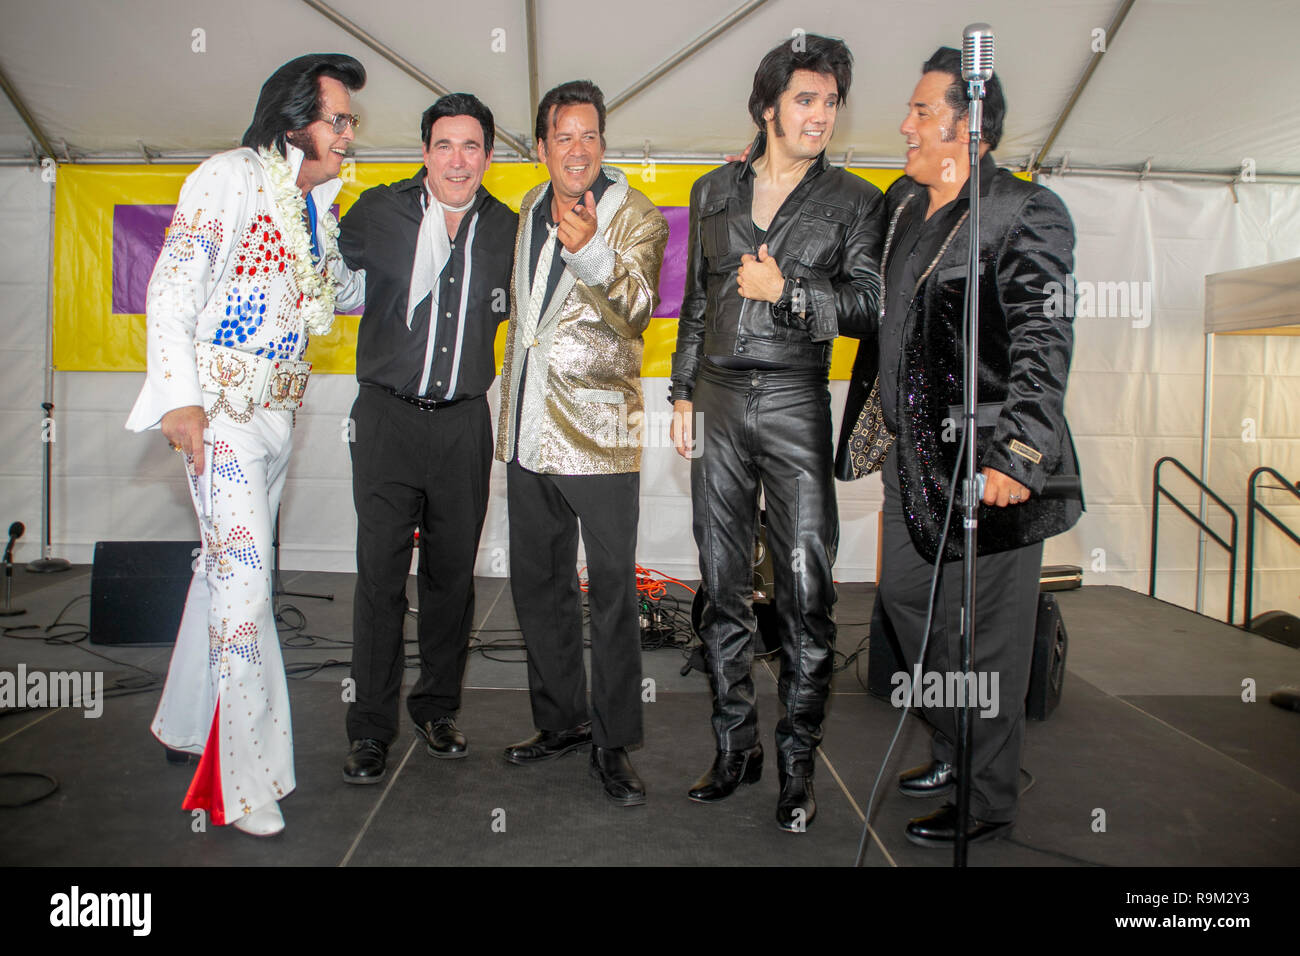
285, 128, 320, 160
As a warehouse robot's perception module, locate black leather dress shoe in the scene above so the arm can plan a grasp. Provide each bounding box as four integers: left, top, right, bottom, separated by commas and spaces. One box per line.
898, 760, 956, 798
589, 746, 646, 807
503, 723, 592, 765
164, 745, 195, 765
343, 738, 388, 784
905, 803, 1013, 847
776, 770, 816, 832
688, 745, 763, 802
416, 717, 468, 759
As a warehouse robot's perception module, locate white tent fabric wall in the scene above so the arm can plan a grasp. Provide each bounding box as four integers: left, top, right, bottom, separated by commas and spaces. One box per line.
0, 167, 51, 566
1043, 173, 1300, 621
2, 165, 1296, 621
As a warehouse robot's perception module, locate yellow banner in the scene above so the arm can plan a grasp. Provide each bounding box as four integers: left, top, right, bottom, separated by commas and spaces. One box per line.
53, 161, 905, 377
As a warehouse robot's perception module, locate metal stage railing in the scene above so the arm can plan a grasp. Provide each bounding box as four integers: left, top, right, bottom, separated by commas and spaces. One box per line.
1150, 456, 1238, 625
1244, 467, 1300, 628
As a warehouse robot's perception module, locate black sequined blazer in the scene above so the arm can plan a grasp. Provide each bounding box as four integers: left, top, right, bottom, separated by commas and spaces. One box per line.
834, 157, 1083, 562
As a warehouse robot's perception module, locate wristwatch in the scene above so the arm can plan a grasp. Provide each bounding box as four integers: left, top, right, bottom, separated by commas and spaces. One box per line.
772, 276, 805, 322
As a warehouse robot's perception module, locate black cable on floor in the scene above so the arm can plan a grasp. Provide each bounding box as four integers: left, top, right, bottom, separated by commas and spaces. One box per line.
0, 772, 59, 808
833, 634, 868, 674
1, 594, 163, 708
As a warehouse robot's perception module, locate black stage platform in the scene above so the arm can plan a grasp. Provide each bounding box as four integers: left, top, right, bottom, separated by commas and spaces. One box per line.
1, 568, 1297, 868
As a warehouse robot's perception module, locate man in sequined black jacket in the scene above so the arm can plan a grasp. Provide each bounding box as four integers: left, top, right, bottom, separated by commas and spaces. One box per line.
835, 47, 1081, 848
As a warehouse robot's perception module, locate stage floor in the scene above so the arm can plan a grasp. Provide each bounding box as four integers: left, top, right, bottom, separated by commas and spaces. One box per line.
1, 568, 1297, 867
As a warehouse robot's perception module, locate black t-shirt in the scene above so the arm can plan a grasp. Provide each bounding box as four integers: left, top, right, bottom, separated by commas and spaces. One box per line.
880, 195, 967, 432
706, 221, 787, 373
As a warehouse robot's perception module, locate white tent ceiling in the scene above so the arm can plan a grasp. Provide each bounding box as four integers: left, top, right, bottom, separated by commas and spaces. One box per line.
2, 0, 1298, 176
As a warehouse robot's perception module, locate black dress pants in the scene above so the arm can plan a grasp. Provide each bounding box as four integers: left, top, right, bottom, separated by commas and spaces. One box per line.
691, 362, 838, 776
506, 459, 642, 749
346, 385, 491, 743
877, 443, 1043, 823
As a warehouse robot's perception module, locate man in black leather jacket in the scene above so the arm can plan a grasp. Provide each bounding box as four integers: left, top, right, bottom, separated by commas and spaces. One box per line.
670, 34, 884, 831
836, 48, 1081, 847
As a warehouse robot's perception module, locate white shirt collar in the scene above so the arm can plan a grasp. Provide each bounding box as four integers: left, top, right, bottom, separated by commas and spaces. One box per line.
283, 140, 344, 209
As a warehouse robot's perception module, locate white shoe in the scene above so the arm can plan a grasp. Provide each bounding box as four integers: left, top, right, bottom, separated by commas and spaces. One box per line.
232, 803, 284, 837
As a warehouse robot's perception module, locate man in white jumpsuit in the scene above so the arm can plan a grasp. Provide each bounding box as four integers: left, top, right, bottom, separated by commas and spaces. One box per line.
126, 53, 366, 836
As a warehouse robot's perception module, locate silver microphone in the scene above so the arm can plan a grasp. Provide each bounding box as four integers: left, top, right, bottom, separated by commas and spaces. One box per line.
962, 23, 994, 83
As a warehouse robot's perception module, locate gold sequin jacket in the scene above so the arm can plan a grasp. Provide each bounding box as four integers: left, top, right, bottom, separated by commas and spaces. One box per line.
496, 166, 669, 474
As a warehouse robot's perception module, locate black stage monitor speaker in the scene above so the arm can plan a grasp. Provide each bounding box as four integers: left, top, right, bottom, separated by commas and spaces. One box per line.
865, 590, 1069, 721
1026, 592, 1068, 721
90, 540, 198, 645
1249, 610, 1300, 649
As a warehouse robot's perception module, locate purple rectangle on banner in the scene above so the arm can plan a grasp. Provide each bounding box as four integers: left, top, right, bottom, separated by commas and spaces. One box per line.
653, 206, 688, 318
113, 202, 690, 318
112, 204, 173, 314
111, 202, 356, 315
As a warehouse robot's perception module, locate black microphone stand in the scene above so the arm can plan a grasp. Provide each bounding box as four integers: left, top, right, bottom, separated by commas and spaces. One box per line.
1, 526, 27, 617
953, 69, 987, 869
26, 402, 71, 573
271, 506, 333, 622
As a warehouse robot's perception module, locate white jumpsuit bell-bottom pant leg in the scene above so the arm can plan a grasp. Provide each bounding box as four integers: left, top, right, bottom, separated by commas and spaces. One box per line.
150, 407, 295, 826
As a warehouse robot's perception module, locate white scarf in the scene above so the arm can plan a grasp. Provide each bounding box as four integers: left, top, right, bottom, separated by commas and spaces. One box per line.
407, 184, 475, 328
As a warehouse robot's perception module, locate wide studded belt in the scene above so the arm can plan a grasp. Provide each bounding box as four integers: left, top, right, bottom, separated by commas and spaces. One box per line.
195, 342, 311, 423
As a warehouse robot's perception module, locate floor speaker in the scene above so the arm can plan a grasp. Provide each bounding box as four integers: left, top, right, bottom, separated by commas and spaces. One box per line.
865, 590, 1069, 721
1027, 593, 1068, 720
90, 541, 198, 645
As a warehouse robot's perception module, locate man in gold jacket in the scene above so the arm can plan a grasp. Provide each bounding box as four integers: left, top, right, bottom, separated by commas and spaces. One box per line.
496, 80, 669, 806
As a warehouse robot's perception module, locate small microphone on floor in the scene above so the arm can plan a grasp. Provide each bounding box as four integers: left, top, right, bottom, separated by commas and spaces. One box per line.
4, 522, 24, 565
1, 521, 26, 616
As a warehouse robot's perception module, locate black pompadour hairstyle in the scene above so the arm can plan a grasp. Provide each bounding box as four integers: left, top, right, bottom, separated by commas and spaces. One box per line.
241, 53, 366, 156
534, 80, 606, 149
920, 46, 1006, 150
421, 93, 496, 154
748, 34, 853, 132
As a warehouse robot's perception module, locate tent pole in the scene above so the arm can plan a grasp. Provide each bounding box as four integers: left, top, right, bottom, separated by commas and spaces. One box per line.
605, 0, 772, 114
1030, 0, 1137, 173
0, 63, 59, 161
525, 0, 540, 154
27, 174, 70, 573
1196, 331, 1215, 615
299, 0, 532, 157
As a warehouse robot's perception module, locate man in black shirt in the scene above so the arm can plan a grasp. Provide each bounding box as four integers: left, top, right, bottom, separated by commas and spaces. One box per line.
337, 93, 516, 783
670, 36, 884, 831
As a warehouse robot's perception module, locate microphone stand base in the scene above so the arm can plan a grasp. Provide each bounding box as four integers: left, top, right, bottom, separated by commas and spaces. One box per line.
0, 606, 27, 617
25, 557, 72, 574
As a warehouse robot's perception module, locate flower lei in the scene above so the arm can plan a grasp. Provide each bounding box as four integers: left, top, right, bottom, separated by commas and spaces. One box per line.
258, 146, 340, 336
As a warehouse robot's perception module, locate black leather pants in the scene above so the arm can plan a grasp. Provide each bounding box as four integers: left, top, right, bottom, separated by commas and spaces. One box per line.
690, 362, 838, 776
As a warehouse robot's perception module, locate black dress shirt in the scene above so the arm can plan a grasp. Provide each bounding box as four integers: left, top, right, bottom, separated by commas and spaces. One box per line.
338, 167, 516, 400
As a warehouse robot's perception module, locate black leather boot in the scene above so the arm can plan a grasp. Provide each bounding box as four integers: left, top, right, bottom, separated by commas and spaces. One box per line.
776, 769, 816, 832
688, 745, 763, 802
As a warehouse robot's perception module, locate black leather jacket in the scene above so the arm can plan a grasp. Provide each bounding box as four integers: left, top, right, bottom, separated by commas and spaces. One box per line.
670, 144, 885, 402
835, 157, 1083, 562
